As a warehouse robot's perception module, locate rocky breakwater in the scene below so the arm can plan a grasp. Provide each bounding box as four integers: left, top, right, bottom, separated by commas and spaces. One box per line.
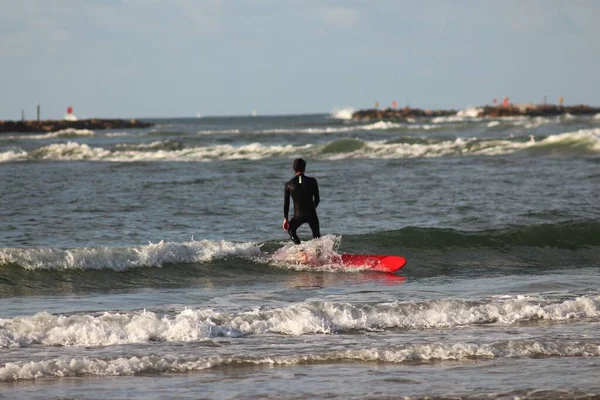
0, 118, 153, 134
352, 104, 600, 121
477, 104, 600, 118
352, 107, 457, 121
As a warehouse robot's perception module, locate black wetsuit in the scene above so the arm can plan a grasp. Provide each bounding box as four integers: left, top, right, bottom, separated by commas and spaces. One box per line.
284, 174, 320, 244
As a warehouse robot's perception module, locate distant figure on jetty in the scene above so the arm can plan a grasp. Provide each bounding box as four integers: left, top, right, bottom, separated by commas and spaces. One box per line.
64, 106, 78, 121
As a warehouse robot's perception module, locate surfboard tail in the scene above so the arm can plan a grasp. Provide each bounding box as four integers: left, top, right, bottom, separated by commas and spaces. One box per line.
340, 254, 406, 273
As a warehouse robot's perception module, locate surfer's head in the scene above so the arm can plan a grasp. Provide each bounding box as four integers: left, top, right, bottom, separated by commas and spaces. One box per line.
293, 158, 306, 172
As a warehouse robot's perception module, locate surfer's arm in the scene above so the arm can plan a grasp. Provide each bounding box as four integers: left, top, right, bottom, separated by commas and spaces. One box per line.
313, 179, 320, 208
283, 184, 291, 231
283, 183, 291, 219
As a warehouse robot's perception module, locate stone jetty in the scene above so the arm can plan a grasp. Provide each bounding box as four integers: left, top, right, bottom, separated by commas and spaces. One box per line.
352, 104, 600, 121
0, 118, 153, 134
478, 104, 600, 118
352, 107, 457, 121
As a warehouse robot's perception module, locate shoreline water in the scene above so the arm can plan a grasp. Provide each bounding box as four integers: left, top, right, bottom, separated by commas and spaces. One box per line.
0, 118, 153, 134
1, 112, 599, 399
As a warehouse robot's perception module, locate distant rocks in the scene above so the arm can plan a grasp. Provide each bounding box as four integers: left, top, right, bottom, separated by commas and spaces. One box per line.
479, 104, 600, 118
352, 104, 600, 121
352, 107, 457, 121
0, 118, 153, 134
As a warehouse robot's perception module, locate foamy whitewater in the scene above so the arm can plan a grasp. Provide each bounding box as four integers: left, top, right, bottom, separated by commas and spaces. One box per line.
1, 111, 599, 399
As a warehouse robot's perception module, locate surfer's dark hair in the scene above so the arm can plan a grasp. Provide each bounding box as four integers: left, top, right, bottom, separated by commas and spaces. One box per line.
293, 158, 306, 172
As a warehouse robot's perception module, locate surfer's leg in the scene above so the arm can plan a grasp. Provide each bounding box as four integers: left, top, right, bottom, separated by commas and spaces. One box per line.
288, 217, 303, 245
308, 214, 321, 239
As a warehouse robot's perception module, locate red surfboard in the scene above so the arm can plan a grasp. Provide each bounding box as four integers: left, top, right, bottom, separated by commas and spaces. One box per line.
340, 254, 406, 273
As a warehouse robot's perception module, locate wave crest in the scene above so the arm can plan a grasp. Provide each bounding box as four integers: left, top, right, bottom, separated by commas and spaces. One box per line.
1, 129, 598, 163
329, 107, 355, 120
3, 338, 600, 381
0, 240, 261, 271
1, 295, 598, 348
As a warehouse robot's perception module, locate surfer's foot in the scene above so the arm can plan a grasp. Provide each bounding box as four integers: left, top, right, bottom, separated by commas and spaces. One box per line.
298, 251, 309, 264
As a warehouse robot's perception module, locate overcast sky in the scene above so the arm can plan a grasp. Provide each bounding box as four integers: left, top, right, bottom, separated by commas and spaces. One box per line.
1, 0, 599, 119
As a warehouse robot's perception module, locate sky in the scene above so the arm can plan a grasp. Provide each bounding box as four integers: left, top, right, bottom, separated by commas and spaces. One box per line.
1, 0, 599, 119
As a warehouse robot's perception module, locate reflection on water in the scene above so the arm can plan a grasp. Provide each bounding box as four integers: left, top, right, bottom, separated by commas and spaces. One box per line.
285, 271, 406, 290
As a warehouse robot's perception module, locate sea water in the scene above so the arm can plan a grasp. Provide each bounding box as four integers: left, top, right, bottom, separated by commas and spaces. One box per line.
1, 111, 599, 399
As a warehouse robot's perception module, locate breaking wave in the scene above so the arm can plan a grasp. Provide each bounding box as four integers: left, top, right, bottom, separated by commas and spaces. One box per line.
329, 107, 356, 120
0, 240, 261, 271
1, 129, 95, 140
0, 141, 310, 163
1, 294, 598, 349
2, 337, 600, 381
1, 129, 598, 163
261, 120, 405, 134
1, 220, 598, 274
0, 235, 391, 276
114, 140, 186, 152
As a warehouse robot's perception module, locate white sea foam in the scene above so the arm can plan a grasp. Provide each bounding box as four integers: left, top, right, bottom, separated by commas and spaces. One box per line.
456, 107, 483, 118
268, 235, 354, 272
115, 140, 182, 151
325, 137, 474, 159
0, 240, 261, 271
105, 131, 132, 137
360, 121, 404, 130
261, 120, 405, 135
433, 112, 559, 129
113, 142, 303, 162
430, 116, 466, 123
31, 142, 111, 160
494, 115, 560, 129
0, 149, 27, 162
330, 107, 355, 120
2, 338, 600, 381
0, 234, 379, 274
263, 234, 403, 273
523, 116, 553, 129
532, 129, 600, 152
197, 129, 241, 135
323, 129, 600, 159
0, 309, 244, 349
1, 129, 95, 140
408, 124, 441, 130
46, 128, 94, 137
0, 141, 310, 163
432, 107, 483, 123
1, 295, 598, 349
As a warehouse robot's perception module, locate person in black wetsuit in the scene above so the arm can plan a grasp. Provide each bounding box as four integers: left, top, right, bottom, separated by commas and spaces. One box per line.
282, 158, 321, 245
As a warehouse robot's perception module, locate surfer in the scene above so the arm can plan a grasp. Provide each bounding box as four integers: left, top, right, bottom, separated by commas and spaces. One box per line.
282, 158, 321, 245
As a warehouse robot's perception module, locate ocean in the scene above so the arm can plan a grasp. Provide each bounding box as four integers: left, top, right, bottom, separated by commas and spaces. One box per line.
1, 109, 599, 399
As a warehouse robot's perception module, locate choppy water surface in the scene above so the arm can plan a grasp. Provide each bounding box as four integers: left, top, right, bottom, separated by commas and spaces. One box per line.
1, 111, 599, 399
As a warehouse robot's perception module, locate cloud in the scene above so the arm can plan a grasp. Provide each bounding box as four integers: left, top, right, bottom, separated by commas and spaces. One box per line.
317, 6, 360, 27
168, 0, 225, 33
0, 2, 79, 57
